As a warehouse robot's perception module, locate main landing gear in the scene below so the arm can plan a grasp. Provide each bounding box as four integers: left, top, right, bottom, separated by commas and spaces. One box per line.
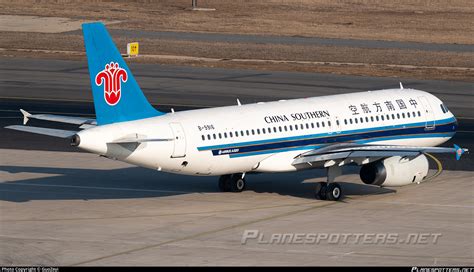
218, 173, 246, 192
315, 165, 343, 201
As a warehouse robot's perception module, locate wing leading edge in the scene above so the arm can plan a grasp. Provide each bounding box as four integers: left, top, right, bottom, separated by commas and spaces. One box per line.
292, 143, 469, 166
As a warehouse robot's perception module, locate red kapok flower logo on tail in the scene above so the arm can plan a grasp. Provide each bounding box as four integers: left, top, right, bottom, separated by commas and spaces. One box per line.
95, 62, 128, 106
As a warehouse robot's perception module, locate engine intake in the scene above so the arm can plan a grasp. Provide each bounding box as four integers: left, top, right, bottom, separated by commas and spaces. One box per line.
360, 154, 429, 187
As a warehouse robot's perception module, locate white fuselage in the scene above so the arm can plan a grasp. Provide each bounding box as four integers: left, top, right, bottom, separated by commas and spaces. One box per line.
76, 88, 457, 176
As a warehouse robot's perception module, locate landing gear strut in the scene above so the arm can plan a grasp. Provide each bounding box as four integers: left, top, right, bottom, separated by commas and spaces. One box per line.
218, 173, 246, 193
315, 166, 343, 201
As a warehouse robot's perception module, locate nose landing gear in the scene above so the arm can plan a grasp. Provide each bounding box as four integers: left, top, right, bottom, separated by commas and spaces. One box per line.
218, 173, 246, 192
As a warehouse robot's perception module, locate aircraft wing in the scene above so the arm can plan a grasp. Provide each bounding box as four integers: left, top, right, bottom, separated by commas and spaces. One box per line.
20, 109, 96, 127
5, 125, 77, 138
292, 143, 468, 166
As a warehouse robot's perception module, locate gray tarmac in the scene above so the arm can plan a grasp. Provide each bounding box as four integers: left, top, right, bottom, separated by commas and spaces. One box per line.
0, 57, 473, 266
0, 149, 472, 266
68, 29, 474, 53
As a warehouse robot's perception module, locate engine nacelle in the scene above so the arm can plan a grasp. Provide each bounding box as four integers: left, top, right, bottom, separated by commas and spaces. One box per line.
359, 155, 429, 187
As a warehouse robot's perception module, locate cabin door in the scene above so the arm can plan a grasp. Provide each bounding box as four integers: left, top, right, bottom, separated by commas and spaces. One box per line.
418, 96, 435, 130
169, 122, 186, 158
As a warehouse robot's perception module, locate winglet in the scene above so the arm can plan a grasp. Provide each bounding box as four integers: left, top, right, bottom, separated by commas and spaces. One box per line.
20, 109, 31, 125
454, 144, 466, 160
399, 82, 404, 89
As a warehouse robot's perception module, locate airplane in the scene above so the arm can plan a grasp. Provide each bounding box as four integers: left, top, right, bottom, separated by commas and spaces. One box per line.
6, 22, 468, 201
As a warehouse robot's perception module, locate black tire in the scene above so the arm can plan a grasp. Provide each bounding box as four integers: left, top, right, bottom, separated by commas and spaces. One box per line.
315, 182, 327, 200
325, 183, 342, 201
218, 175, 231, 192
230, 175, 246, 192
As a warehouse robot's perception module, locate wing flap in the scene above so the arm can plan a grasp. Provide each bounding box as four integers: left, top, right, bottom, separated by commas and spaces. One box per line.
5, 125, 77, 138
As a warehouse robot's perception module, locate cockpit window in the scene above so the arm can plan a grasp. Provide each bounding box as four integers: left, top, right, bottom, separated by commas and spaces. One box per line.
440, 104, 449, 114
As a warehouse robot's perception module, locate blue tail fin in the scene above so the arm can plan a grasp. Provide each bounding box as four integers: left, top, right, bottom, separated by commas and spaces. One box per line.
82, 22, 164, 125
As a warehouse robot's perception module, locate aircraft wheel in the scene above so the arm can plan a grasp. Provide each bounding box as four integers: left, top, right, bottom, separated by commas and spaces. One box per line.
218, 175, 231, 192
325, 182, 342, 201
230, 175, 246, 192
314, 182, 327, 200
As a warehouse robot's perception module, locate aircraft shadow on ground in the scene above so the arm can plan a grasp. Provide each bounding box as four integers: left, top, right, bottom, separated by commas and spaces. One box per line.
0, 165, 395, 202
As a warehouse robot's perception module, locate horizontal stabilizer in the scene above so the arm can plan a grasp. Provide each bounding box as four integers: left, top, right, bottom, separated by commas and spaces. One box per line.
108, 134, 173, 144
5, 125, 77, 138
20, 109, 96, 126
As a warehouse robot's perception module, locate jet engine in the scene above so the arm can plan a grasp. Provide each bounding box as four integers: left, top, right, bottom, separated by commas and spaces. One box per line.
359, 154, 429, 187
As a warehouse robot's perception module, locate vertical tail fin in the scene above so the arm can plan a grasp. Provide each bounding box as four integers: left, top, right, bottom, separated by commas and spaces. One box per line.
82, 22, 164, 125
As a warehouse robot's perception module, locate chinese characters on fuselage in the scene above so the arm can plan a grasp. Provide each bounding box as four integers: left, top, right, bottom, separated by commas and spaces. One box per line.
348, 98, 418, 115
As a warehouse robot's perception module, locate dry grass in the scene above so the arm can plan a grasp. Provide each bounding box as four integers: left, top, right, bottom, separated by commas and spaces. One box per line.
0, 0, 473, 44
0, 0, 472, 81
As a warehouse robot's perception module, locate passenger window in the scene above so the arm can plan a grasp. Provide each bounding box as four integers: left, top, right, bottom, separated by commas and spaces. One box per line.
295, 125, 298, 130
355, 118, 358, 124
349, 119, 353, 124
376, 116, 379, 121
207, 135, 211, 140
365, 117, 368, 122
402, 113, 405, 118
336, 120, 340, 126
311, 123, 315, 128
224, 132, 227, 138
397, 113, 400, 119
213, 134, 216, 139
322, 121, 325, 127
418, 111, 421, 117
257, 129, 260, 134
201, 135, 205, 141
246, 130, 250, 136
306, 123, 310, 129
284, 126, 288, 131
407, 112, 411, 118
381, 115, 384, 121
344, 119, 347, 125
370, 116, 374, 122
359, 117, 363, 123
218, 133, 222, 139
328, 121, 331, 126
273, 127, 277, 133
279, 126, 283, 132
289, 125, 293, 131
386, 114, 390, 120
251, 129, 255, 135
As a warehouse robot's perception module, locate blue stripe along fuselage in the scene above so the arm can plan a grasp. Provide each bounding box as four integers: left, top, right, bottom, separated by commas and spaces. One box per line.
197, 117, 457, 158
